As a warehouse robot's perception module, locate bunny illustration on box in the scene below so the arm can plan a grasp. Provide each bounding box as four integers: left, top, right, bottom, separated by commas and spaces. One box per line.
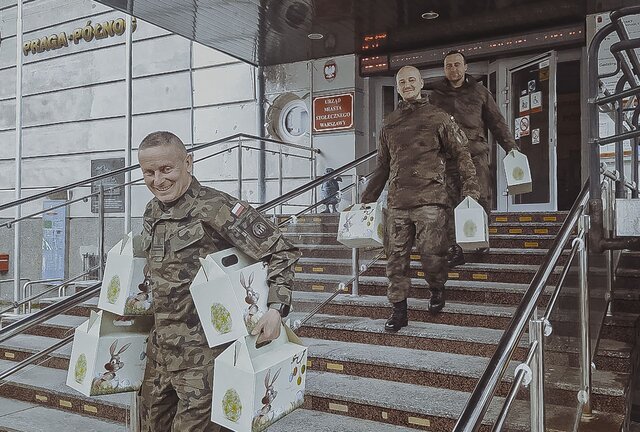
91, 340, 131, 392
337, 203, 385, 248
212, 325, 307, 432
241, 271, 263, 332
124, 276, 152, 314
98, 233, 151, 316
252, 368, 281, 429
66, 310, 152, 396
189, 248, 269, 348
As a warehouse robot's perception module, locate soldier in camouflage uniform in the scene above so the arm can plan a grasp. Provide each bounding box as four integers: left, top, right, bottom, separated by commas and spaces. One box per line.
136, 131, 300, 431
430, 50, 519, 266
361, 66, 479, 331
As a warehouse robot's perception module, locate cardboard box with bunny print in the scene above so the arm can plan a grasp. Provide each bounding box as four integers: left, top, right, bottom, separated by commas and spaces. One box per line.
212, 325, 307, 432
455, 196, 490, 250
66, 310, 153, 396
98, 232, 152, 316
190, 248, 269, 348
336, 202, 385, 248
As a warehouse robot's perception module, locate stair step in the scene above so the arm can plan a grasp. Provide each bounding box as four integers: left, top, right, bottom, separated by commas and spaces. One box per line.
297, 245, 566, 265
288, 233, 561, 249
294, 273, 553, 306
269, 408, 419, 432
0, 396, 125, 432
294, 292, 518, 330
1, 314, 86, 339
0, 359, 129, 423
293, 313, 633, 373
296, 258, 560, 285
303, 337, 627, 413
304, 370, 621, 431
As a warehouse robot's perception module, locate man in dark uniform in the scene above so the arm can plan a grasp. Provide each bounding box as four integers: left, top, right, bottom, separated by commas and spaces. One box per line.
361, 66, 479, 331
137, 131, 300, 431
430, 50, 518, 266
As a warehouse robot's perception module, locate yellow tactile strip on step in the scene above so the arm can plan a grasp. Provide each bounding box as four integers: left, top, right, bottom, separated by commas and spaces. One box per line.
509, 228, 523, 234
544, 216, 557, 221
326, 362, 344, 372
534, 228, 549, 234
329, 403, 348, 413
59, 400, 72, 408
519, 216, 532, 222
408, 416, 431, 427
524, 241, 539, 248
83, 404, 98, 413
495, 216, 508, 222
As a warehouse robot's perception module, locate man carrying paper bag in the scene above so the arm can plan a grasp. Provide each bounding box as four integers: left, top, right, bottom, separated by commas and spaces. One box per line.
136, 131, 301, 432
98, 232, 152, 316
212, 324, 307, 432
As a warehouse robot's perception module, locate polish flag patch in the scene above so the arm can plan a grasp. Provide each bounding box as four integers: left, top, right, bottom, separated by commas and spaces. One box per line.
231, 202, 246, 217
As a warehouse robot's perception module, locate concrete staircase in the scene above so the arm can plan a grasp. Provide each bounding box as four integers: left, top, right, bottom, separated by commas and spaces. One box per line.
0, 211, 638, 431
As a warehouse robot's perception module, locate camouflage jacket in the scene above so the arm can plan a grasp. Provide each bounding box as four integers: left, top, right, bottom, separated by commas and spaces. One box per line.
141, 177, 300, 371
361, 98, 480, 209
429, 75, 518, 157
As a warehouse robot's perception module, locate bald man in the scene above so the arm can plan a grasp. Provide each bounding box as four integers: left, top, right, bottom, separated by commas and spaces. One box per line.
136, 131, 301, 431
361, 66, 479, 331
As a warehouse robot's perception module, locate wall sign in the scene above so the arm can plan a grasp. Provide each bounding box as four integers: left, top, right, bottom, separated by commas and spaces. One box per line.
91, 158, 125, 213
23, 17, 137, 57
42, 200, 66, 280
313, 93, 354, 132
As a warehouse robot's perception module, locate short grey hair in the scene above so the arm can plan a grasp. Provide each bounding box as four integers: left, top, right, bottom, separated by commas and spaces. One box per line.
139, 131, 187, 156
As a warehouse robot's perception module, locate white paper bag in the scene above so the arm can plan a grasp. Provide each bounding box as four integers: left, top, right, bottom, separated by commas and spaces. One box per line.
336, 202, 385, 248
66, 310, 152, 396
455, 196, 490, 250
503, 149, 533, 195
98, 233, 151, 316
190, 248, 269, 348
212, 325, 307, 432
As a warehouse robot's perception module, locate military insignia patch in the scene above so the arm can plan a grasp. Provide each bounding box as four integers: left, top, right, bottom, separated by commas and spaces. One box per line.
231, 203, 246, 217
251, 221, 270, 239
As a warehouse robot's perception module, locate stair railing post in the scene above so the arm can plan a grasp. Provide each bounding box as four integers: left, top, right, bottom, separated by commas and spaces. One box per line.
98, 184, 105, 281
278, 145, 284, 215
577, 214, 593, 417
604, 177, 614, 317
351, 175, 360, 296
529, 313, 546, 432
237, 139, 243, 200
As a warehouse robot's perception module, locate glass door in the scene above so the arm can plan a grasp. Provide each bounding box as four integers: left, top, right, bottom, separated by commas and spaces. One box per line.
504, 51, 558, 211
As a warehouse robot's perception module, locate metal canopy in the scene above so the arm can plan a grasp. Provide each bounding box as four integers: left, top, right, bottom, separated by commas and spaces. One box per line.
94, 0, 622, 66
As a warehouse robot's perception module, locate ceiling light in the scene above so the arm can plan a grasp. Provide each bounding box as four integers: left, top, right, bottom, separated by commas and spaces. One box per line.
308, 33, 324, 40
421, 11, 439, 20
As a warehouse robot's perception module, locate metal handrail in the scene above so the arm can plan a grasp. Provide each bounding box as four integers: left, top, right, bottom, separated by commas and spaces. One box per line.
258, 149, 377, 213
0, 283, 100, 344
0, 132, 318, 213
0, 334, 73, 382
453, 180, 590, 432
292, 251, 386, 330
492, 340, 539, 432
0, 136, 318, 228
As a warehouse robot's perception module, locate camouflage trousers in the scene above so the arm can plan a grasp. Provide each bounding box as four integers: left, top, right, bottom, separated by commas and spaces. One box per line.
446, 152, 492, 244
139, 353, 231, 432
385, 205, 449, 303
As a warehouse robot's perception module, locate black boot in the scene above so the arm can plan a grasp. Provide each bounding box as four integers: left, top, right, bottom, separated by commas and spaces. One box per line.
447, 244, 465, 268
429, 288, 445, 313
385, 299, 408, 332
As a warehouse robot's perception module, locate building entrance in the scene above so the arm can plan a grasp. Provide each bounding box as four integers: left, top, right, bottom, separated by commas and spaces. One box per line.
368, 49, 583, 212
